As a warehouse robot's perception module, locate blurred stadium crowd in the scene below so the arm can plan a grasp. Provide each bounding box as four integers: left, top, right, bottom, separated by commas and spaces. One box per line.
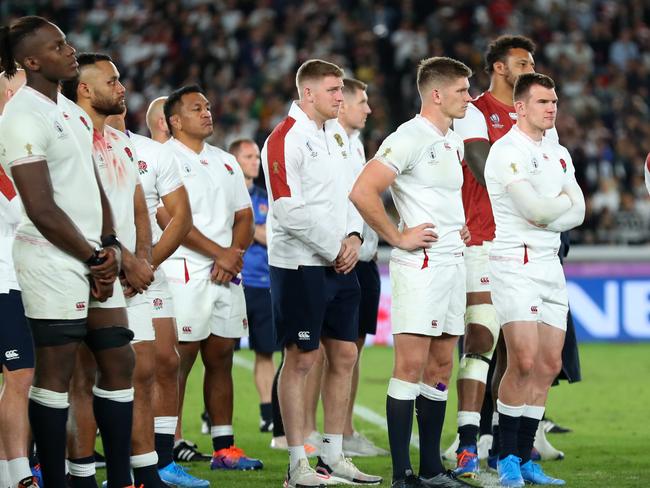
4, 0, 650, 244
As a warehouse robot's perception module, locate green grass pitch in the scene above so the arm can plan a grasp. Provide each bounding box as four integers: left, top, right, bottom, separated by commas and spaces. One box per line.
96, 342, 650, 487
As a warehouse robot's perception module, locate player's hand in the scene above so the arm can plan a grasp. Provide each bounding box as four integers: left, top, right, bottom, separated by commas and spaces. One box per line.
120, 275, 138, 298
89, 247, 119, 282
397, 222, 438, 251
528, 220, 548, 229
460, 225, 471, 244
122, 251, 154, 293
90, 276, 114, 302
335, 236, 361, 274
214, 246, 244, 275
210, 264, 235, 285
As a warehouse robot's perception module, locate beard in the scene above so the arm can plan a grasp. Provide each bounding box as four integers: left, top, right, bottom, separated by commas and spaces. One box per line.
92, 94, 125, 116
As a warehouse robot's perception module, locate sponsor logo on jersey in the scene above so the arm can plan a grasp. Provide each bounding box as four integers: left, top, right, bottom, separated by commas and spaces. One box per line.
76, 301, 86, 311
224, 163, 234, 175
242, 318, 248, 329
559, 158, 567, 173
138, 160, 148, 175
381, 147, 392, 159
54, 120, 66, 138
4, 349, 19, 360
480, 276, 490, 284
153, 298, 163, 310
431, 319, 438, 328
200, 159, 209, 166
298, 331, 310, 340
63, 112, 70, 120
305, 141, 317, 158
182, 163, 192, 174
542, 153, 549, 160
443, 142, 452, 150
182, 325, 192, 334
530, 305, 538, 314
333, 133, 344, 147
80, 116, 91, 132
124, 147, 134, 162
489, 113, 504, 128
25, 143, 33, 156
272, 161, 280, 174
510, 162, 518, 174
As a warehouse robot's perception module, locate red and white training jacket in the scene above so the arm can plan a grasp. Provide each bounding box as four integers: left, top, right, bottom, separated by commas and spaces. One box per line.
261, 102, 363, 269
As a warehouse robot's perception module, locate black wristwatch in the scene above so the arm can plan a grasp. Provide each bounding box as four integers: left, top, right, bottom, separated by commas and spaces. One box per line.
101, 234, 122, 250
347, 231, 364, 245
84, 246, 107, 267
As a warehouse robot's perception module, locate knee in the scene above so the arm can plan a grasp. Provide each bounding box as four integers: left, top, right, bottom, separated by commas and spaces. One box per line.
157, 346, 180, 377
3, 368, 34, 394
394, 358, 425, 383
512, 355, 536, 378
328, 343, 358, 373
284, 349, 318, 377
423, 359, 454, 385
539, 356, 563, 381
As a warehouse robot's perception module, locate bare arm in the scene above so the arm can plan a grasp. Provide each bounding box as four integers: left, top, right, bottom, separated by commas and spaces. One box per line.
231, 207, 254, 251
349, 160, 437, 250
464, 139, 491, 186
11, 161, 96, 261
254, 224, 267, 246
151, 185, 192, 268
133, 184, 152, 261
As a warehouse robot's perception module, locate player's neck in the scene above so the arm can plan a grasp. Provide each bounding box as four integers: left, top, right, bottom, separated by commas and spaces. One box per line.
489, 79, 515, 107
245, 177, 254, 190
297, 100, 328, 129
26, 75, 59, 103
151, 131, 170, 144
419, 107, 451, 135
81, 105, 107, 134
175, 133, 204, 153
516, 119, 544, 142
338, 118, 354, 137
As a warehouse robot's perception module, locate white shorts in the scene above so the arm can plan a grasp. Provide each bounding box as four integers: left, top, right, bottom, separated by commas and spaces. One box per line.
488, 257, 568, 330
13, 237, 94, 320
167, 277, 248, 342
390, 260, 466, 336
146, 267, 175, 319
89, 281, 127, 310
126, 297, 154, 342
465, 241, 492, 293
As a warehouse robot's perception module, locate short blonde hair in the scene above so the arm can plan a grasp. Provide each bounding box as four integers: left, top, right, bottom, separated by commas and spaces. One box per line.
296, 59, 344, 93
416, 56, 472, 97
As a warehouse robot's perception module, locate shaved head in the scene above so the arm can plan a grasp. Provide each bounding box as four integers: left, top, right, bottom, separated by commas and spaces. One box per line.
146, 96, 167, 132
0, 68, 26, 112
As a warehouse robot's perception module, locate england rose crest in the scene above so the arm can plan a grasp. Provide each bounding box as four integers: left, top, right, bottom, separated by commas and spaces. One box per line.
124, 147, 134, 162
559, 158, 567, 173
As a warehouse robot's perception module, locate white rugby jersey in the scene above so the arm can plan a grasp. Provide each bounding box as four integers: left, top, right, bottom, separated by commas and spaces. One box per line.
375, 115, 466, 268
349, 130, 379, 262
94, 125, 141, 252
485, 125, 576, 261
261, 102, 363, 269
0, 87, 102, 247
160, 138, 252, 280
128, 132, 183, 246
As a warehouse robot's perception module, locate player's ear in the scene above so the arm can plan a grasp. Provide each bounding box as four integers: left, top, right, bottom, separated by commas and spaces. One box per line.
169, 113, 181, 132
20, 54, 39, 72
77, 80, 91, 101
493, 61, 506, 76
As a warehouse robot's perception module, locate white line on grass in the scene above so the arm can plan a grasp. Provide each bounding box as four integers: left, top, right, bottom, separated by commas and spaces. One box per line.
233, 353, 420, 448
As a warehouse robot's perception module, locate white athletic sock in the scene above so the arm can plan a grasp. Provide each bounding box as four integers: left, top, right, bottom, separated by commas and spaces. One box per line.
496, 399, 525, 418
458, 410, 481, 427
387, 378, 420, 400
0, 460, 9, 487
288, 445, 306, 470
154, 416, 178, 435
492, 411, 499, 427
131, 451, 159, 468
210, 425, 234, 439
8, 457, 32, 485
321, 433, 343, 466
68, 460, 96, 477
523, 405, 545, 420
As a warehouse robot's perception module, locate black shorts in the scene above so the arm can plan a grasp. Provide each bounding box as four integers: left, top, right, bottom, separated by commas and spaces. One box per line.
355, 260, 381, 337
270, 265, 360, 351
244, 286, 281, 354
0, 290, 35, 371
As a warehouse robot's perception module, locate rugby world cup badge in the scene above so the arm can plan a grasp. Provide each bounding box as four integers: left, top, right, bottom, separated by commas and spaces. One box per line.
490, 113, 504, 128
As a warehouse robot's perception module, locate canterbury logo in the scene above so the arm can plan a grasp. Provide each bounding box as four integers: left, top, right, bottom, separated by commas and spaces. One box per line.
4, 349, 19, 360
480, 276, 490, 284
182, 326, 192, 334
431, 320, 438, 328
530, 306, 538, 313
76, 301, 86, 311
298, 331, 310, 340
